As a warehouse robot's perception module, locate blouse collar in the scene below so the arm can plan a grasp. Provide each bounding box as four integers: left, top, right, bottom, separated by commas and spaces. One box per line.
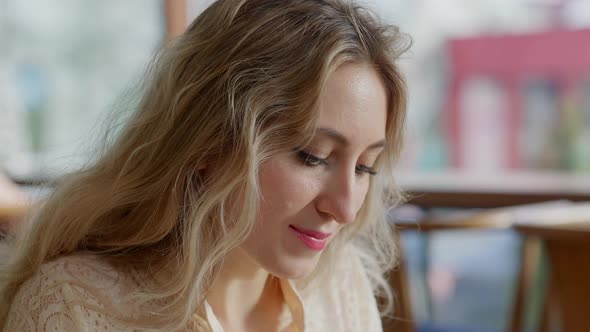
204, 277, 305, 332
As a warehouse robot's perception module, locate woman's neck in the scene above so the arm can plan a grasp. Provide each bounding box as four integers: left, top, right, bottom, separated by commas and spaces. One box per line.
206, 248, 284, 331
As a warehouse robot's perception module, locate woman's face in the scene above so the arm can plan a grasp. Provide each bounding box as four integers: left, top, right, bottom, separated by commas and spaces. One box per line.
242, 62, 388, 279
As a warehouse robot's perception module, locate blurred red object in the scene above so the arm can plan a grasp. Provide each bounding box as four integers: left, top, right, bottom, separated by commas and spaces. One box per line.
446, 28, 590, 169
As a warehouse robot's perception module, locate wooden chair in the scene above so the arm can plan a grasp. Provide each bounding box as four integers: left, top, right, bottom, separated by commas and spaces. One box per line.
386, 206, 515, 332
388, 201, 590, 332
382, 231, 416, 332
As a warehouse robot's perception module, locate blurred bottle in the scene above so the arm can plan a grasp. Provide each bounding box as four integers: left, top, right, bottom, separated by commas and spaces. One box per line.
459, 77, 510, 172
421, 114, 449, 170
558, 84, 583, 171
571, 79, 590, 170
15, 63, 49, 178
16, 64, 48, 155
0, 60, 34, 177
520, 78, 561, 170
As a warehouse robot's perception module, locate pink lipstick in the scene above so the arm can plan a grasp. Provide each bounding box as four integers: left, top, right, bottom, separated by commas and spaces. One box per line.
289, 225, 332, 251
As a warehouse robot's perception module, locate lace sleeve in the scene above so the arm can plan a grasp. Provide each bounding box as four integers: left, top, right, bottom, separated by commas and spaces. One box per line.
4, 257, 125, 332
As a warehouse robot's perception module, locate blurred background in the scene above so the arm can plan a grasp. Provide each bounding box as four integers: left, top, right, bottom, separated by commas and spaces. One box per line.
1, 1, 590, 332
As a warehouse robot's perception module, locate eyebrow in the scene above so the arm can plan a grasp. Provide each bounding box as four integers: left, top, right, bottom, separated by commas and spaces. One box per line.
316, 127, 387, 151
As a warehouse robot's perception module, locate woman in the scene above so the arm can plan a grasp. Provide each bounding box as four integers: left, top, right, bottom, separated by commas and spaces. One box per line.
1, 0, 409, 330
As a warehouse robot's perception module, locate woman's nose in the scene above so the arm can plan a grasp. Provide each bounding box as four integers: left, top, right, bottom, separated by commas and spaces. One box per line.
315, 169, 365, 225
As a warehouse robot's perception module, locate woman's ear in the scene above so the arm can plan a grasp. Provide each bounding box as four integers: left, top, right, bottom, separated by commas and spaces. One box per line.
190, 163, 209, 191
196, 163, 208, 177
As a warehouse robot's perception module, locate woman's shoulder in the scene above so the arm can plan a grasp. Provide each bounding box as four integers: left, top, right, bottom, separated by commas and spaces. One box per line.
21, 254, 142, 301
39, 254, 126, 283
5, 254, 143, 331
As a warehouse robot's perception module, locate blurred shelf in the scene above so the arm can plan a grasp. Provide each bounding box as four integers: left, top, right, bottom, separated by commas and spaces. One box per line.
398, 170, 590, 208
10, 169, 590, 209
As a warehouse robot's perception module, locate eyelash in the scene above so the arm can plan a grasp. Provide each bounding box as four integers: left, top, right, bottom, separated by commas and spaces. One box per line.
295, 150, 377, 176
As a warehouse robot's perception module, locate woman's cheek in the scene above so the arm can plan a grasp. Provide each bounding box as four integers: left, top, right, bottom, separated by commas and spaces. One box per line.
259, 157, 321, 214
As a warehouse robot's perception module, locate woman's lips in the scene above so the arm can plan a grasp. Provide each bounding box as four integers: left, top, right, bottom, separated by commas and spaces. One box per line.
288, 225, 332, 251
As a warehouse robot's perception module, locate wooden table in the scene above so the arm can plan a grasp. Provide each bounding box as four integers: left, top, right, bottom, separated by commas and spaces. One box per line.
512, 221, 590, 332
399, 171, 590, 208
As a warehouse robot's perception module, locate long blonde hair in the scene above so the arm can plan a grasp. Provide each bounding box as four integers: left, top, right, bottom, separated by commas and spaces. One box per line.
0, 0, 410, 330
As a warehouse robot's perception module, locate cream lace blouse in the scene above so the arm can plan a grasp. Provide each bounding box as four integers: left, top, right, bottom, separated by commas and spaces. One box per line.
4, 248, 383, 331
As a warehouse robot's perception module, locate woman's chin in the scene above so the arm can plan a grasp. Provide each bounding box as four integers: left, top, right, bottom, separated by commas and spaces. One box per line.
266, 255, 320, 280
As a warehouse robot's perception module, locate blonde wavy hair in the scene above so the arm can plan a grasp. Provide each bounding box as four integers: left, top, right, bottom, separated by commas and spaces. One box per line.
0, 0, 410, 330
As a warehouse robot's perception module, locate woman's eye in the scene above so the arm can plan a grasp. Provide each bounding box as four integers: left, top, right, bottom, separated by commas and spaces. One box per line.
355, 164, 377, 176
296, 150, 327, 167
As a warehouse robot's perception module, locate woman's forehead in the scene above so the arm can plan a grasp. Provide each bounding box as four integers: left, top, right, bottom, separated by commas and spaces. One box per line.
316, 63, 388, 148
